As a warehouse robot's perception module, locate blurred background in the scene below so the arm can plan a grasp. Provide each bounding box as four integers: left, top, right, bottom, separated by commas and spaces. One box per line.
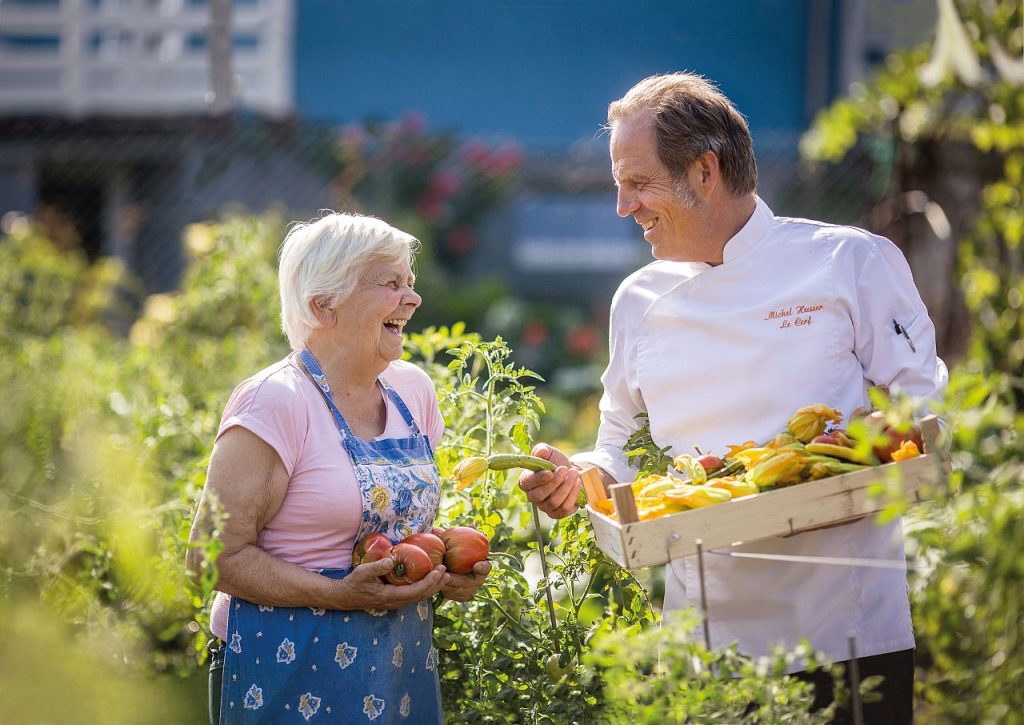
3, 1, 1023, 722
0, 0, 945, 379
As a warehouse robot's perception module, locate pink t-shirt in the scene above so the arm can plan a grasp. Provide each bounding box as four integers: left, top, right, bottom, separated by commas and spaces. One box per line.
209, 353, 444, 639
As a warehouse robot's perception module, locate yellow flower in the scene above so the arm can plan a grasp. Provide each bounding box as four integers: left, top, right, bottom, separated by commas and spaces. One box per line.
746, 450, 807, 488
787, 404, 844, 443
453, 456, 488, 490
671, 454, 707, 485
370, 484, 391, 511
726, 440, 759, 458
708, 477, 760, 498
732, 447, 776, 470
890, 440, 921, 462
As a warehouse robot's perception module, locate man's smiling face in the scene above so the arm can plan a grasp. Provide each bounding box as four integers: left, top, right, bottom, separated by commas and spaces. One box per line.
610, 111, 705, 262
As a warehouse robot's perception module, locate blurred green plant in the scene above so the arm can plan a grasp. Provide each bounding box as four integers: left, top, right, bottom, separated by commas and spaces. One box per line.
585, 612, 836, 724
804, 0, 1024, 719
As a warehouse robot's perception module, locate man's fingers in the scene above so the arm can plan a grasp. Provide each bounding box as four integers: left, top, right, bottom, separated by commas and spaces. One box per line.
521, 468, 578, 503
518, 469, 555, 492
531, 443, 571, 468
549, 478, 579, 514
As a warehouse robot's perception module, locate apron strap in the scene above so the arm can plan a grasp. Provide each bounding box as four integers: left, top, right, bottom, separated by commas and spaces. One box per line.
299, 349, 424, 439
380, 379, 422, 436
298, 348, 357, 440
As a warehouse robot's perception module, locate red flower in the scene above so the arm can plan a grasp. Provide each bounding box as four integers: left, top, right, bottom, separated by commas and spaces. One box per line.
521, 319, 549, 347
445, 226, 476, 255
566, 324, 599, 358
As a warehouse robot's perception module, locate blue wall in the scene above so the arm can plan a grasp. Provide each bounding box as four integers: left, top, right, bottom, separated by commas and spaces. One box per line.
295, 0, 811, 149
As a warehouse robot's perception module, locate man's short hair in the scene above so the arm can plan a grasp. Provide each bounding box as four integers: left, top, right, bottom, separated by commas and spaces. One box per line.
608, 73, 758, 196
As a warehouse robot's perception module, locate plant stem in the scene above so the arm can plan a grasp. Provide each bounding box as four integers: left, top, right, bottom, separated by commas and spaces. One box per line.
532, 502, 558, 631
479, 591, 540, 643
573, 562, 608, 618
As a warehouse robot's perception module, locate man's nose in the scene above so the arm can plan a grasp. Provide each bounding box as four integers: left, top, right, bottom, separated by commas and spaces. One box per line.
616, 187, 638, 218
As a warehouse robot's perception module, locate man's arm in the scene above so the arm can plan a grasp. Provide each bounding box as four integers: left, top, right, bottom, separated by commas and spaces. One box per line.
853, 237, 948, 403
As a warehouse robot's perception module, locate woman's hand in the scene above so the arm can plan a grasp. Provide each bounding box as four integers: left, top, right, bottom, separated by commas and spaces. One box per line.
441, 560, 492, 603
336, 559, 448, 610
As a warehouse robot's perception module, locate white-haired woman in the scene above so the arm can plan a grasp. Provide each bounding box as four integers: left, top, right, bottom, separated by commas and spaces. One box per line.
188, 213, 490, 724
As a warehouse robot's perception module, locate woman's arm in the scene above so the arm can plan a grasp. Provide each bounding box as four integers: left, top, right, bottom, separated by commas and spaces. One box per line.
187, 426, 447, 610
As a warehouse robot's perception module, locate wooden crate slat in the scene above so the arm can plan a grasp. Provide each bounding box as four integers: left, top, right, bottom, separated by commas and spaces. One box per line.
586, 448, 948, 570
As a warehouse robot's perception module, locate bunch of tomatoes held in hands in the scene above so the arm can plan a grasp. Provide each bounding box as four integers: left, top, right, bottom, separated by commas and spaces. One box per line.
354, 526, 490, 585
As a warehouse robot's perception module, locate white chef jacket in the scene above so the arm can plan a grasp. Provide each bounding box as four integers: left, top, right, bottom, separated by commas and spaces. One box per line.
573, 197, 948, 671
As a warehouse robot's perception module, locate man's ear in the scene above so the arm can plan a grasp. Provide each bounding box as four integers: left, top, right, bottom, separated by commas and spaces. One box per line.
693, 151, 720, 197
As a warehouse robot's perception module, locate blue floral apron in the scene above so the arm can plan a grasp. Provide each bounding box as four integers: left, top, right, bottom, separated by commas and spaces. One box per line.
219, 350, 443, 723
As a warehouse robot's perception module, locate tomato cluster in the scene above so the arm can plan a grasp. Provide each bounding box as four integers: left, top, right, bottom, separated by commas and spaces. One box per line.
353, 526, 490, 585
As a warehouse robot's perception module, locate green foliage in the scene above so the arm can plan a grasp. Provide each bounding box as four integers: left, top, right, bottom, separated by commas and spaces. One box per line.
586, 613, 834, 724
409, 332, 657, 722
623, 412, 674, 477
804, 2, 1024, 719
904, 369, 1024, 723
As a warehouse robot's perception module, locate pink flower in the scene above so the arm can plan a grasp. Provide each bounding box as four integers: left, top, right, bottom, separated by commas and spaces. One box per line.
400, 111, 428, 136
489, 142, 523, 175
428, 170, 461, 199
461, 140, 490, 166
445, 226, 475, 255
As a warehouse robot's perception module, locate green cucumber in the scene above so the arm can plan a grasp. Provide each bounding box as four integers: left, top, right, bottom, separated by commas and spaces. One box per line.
486, 453, 557, 473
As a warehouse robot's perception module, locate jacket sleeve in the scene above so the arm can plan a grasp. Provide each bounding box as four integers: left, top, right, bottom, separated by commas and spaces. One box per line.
851, 235, 949, 406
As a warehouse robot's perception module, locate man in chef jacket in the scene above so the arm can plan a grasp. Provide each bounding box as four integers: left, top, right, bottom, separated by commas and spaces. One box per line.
519, 72, 947, 722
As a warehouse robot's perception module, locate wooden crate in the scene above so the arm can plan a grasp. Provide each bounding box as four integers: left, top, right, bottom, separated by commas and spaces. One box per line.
584, 416, 948, 570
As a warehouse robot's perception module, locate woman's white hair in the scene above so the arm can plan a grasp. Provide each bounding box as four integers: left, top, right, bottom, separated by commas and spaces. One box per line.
278, 212, 419, 350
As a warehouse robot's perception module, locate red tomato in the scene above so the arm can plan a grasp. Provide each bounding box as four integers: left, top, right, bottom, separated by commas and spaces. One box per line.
440, 526, 490, 574
384, 543, 434, 585
402, 532, 446, 567
353, 533, 392, 566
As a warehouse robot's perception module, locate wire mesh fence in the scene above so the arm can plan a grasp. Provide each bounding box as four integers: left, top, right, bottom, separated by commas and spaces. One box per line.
0, 113, 881, 381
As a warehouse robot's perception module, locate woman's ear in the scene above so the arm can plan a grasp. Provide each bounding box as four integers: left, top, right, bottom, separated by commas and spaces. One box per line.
311, 298, 337, 327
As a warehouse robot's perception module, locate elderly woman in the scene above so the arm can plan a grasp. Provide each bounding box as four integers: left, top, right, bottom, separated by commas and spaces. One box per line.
187, 213, 490, 724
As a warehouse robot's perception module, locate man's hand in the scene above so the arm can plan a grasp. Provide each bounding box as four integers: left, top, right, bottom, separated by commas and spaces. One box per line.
441, 560, 492, 602
517, 443, 580, 519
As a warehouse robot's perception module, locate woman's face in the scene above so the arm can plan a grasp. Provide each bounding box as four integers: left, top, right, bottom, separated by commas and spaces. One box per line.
335, 256, 421, 365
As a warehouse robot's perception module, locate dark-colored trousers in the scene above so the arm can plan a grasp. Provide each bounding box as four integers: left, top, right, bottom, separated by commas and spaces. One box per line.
793, 648, 914, 724
208, 639, 225, 725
